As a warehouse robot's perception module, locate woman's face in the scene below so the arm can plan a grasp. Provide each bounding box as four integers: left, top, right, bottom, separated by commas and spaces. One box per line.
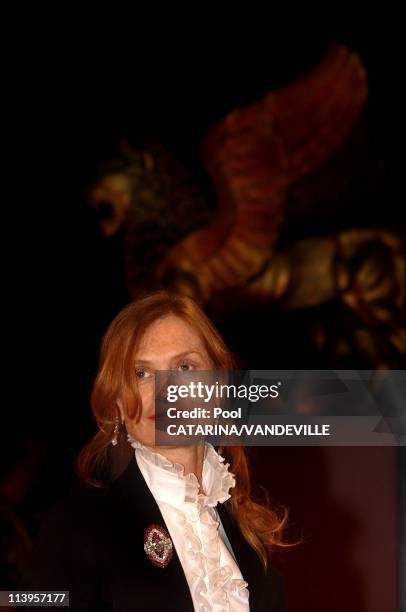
119, 314, 212, 447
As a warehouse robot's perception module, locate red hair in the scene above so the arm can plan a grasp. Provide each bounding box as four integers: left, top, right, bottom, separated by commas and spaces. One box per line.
77, 290, 290, 569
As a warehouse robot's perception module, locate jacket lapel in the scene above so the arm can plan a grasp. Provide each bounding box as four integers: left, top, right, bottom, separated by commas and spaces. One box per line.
217, 501, 266, 611
109, 454, 195, 612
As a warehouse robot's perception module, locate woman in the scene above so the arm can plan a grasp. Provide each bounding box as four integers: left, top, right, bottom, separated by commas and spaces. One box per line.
23, 291, 288, 611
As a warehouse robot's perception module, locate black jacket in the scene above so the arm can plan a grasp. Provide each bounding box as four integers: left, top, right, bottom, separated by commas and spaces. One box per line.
22, 454, 286, 611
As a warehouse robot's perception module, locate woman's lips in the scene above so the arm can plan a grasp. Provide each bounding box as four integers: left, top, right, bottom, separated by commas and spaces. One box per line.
150, 398, 171, 421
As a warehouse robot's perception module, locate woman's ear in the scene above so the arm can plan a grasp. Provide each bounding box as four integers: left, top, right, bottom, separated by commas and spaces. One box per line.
116, 398, 125, 424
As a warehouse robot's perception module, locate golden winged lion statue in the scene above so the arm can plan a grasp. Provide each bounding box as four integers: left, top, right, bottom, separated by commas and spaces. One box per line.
88, 45, 405, 368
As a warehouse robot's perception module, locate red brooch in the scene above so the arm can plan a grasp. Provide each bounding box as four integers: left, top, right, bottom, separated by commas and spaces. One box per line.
144, 524, 173, 568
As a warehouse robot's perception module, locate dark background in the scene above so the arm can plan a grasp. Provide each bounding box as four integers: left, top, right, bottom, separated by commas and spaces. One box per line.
18, 17, 399, 443
4, 13, 402, 612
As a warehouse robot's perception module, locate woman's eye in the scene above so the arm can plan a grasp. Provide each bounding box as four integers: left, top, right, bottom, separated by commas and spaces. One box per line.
136, 368, 152, 380
177, 362, 193, 371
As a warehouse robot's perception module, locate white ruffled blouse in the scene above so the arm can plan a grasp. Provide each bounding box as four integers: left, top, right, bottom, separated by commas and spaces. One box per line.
127, 434, 250, 612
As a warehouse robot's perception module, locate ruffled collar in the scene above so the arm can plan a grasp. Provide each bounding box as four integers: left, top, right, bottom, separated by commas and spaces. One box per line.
127, 434, 236, 509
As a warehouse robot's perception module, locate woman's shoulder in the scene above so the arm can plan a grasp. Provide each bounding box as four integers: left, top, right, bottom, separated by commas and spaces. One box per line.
24, 482, 115, 577
20, 482, 119, 609
51, 480, 112, 515
37, 482, 113, 536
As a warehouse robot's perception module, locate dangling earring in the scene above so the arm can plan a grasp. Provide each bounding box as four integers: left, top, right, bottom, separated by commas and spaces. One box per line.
111, 416, 120, 446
